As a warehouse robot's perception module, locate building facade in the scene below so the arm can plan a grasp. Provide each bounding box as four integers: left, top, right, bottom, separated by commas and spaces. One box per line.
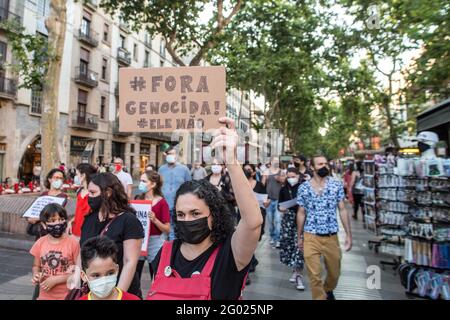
0, 0, 176, 182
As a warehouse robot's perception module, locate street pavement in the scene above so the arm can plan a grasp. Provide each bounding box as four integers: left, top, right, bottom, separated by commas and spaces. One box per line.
0, 204, 411, 300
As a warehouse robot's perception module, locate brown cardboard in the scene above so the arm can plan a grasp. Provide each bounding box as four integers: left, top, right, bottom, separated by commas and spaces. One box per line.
119, 66, 226, 132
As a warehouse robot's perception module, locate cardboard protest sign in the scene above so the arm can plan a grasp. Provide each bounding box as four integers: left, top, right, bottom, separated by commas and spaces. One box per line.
23, 196, 67, 219
119, 66, 226, 132
130, 200, 152, 256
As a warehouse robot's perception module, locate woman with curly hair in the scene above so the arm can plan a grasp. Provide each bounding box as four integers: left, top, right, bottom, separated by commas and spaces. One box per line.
146, 118, 263, 300
79, 172, 144, 298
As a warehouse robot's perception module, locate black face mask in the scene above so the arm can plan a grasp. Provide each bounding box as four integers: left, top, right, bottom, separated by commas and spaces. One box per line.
418, 142, 431, 153
176, 216, 211, 244
88, 195, 103, 212
46, 222, 67, 238
244, 170, 253, 179
317, 167, 329, 178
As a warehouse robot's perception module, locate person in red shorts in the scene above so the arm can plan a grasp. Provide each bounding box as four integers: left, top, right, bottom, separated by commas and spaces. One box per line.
78, 236, 140, 300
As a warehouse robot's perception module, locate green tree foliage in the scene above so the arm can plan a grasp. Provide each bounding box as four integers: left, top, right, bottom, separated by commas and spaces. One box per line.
100, 0, 243, 66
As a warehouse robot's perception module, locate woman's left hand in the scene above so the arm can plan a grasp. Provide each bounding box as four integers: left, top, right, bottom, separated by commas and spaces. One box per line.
210, 117, 238, 164
149, 211, 156, 223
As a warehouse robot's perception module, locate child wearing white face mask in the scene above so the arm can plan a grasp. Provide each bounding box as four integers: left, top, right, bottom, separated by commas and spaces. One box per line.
79, 236, 140, 300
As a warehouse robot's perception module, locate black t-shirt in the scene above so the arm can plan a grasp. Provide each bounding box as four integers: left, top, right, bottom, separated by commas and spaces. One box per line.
253, 181, 266, 194
278, 183, 300, 212
151, 233, 249, 300
80, 211, 144, 296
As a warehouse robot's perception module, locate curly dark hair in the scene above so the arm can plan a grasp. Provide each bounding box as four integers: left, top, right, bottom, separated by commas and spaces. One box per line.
174, 179, 235, 244
89, 172, 135, 220
44, 168, 66, 189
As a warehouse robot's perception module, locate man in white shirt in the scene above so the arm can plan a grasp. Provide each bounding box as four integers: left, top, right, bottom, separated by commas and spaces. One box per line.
112, 157, 133, 199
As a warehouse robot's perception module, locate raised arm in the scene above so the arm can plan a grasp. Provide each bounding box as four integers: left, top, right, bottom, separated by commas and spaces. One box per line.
210, 117, 263, 271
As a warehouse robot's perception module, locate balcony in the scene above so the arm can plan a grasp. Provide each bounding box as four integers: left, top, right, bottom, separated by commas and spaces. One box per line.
113, 120, 132, 137
117, 47, 131, 66
140, 132, 173, 142
119, 20, 131, 33
0, 77, 17, 100
78, 28, 98, 47
71, 111, 99, 130
74, 67, 98, 88
0, 7, 21, 28
83, 0, 98, 11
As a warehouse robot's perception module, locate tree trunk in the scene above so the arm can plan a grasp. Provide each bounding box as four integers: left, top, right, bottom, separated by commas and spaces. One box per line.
40, 0, 67, 187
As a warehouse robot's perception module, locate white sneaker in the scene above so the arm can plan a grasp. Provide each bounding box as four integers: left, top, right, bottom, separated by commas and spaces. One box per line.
296, 275, 305, 290
289, 272, 298, 283
270, 239, 275, 245
275, 241, 281, 248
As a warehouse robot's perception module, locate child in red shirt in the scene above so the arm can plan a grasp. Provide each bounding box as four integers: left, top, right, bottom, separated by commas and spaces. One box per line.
78, 236, 141, 300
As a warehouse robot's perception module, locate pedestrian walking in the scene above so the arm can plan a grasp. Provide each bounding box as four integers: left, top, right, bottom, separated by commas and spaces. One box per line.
158, 147, 191, 240
146, 117, 262, 300
262, 156, 283, 248
111, 158, 133, 199
30, 203, 80, 300
68, 163, 98, 239
348, 161, 365, 220
278, 167, 305, 290
293, 155, 313, 181
79, 236, 140, 300
134, 170, 170, 281
242, 163, 270, 285
205, 158, 236, 218
80, 172, 144, 298
191, 162, 208, 181
296, 155, 352, 300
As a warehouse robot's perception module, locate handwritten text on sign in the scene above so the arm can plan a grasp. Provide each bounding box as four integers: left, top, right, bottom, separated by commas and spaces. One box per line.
119, 66, 226, 132
130, 200, 152, 257
22, 196, 67, 219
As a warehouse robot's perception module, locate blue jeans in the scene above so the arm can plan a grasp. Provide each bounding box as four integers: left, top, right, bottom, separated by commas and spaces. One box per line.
266, 200, 281, 242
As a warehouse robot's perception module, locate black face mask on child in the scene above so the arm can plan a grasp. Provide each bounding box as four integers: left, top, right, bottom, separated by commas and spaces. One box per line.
46, 222, 67, 238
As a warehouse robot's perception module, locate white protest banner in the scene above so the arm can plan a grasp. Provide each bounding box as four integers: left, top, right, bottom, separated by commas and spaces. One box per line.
254, 192, 268, 208
22, 196, 67, 219
119, 66, 226, 132
130, 200, 152, 257
278, 198, 298, 211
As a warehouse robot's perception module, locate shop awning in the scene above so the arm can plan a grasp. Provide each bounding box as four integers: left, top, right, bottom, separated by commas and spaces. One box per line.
417, 98, 450, 131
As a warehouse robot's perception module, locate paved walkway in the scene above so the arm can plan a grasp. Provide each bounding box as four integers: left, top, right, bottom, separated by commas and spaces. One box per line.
0, 205, 410, 300
241, 206, 409, 300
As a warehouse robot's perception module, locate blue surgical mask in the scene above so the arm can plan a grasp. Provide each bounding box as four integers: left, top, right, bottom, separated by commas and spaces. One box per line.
51, 180, 63, 190
138, 181, 149, 193
166, 155, 176, 164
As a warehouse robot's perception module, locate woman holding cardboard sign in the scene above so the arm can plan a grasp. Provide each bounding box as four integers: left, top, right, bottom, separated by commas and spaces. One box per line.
147, 117, 263, 300
134, 170, 170, 281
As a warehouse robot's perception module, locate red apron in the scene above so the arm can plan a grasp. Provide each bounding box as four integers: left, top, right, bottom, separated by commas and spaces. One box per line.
146, 241, 246, 300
